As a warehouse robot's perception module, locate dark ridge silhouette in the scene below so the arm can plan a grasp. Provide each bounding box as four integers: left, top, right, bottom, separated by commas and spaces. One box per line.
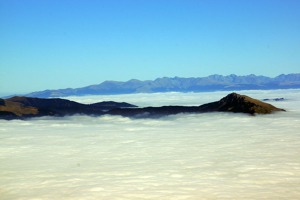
0, 93, 285, 120
107, 106, 201, 118
90, 101, 137, 110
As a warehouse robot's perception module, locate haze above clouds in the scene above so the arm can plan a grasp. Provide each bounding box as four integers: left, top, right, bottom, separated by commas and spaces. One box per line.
1, 90, 300, 199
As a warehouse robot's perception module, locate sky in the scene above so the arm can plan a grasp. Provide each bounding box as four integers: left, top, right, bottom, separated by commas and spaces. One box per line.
0, 0, 300, 95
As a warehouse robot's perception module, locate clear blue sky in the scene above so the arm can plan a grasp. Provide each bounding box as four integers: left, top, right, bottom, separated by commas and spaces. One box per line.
1, 0, 300, 95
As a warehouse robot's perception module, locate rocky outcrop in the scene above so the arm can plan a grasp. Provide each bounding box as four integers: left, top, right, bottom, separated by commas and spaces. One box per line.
0, 93, 285, 120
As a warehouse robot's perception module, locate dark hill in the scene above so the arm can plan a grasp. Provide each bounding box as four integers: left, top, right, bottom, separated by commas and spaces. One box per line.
0, 97, 137, 119
6, 96, 92, 116
198, 93, 285, 114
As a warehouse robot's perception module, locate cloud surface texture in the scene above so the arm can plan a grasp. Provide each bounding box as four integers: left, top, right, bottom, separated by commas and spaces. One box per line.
1, 89, 300, 199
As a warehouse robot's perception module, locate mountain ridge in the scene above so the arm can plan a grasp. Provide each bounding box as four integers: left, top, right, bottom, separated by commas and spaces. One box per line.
0, 96, 137, 119
0, 93, 285, 120
24, 73, 300, 98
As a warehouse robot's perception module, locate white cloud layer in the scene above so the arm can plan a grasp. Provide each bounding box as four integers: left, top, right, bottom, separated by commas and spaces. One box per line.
1, 89, 300, 199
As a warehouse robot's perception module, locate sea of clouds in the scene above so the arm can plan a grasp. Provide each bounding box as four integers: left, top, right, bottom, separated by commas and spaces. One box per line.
1, 89, 300, 200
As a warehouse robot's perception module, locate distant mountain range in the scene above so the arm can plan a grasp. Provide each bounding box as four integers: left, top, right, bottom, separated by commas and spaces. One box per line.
25, 73, 300, 98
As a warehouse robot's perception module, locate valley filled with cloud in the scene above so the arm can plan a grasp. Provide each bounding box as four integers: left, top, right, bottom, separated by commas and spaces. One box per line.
1, 90, 300, 199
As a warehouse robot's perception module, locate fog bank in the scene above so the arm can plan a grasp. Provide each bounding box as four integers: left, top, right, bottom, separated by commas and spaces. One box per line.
1, 89, 300, 199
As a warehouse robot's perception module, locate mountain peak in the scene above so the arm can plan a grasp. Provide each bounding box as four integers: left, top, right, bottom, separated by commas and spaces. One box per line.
220, 92, 247, 103
200, 92, 285, 114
